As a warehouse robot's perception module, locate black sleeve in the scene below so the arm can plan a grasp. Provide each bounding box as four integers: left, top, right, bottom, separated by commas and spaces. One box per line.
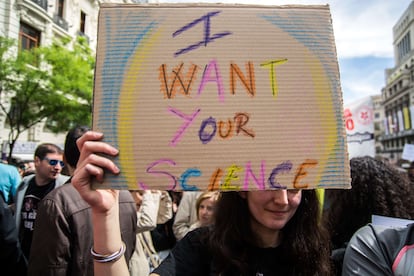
0, 196, 27, 276
151, 219, 176, 252
153, 228, 211, 276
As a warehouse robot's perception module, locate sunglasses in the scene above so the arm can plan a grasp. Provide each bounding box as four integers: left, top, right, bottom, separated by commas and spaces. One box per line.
43, 157, 65, 167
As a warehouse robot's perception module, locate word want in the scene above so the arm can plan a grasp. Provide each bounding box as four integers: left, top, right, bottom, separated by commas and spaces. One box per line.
159, 59, 288, 101
139, 159, 318, 191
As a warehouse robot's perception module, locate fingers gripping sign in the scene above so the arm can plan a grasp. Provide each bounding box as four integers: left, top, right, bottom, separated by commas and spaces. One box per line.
72, 131, 121, 213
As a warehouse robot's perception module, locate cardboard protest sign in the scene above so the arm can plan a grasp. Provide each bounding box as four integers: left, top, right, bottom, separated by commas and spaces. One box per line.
93, 4, 351, 191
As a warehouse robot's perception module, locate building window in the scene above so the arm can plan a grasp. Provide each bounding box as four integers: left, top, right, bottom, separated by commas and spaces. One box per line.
31, 0, 47, 10
397, 31, 411, 62
28, 127, 35, 141
53, 0, 68, 31
57, 0, 65, 17
80, 11, 86, 33
19, 22, 41, 50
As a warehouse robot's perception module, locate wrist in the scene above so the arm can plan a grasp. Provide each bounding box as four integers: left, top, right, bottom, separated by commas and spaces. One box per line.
92, 199, 122, 255
91, 202, 118, 219
91, 241, 126, 263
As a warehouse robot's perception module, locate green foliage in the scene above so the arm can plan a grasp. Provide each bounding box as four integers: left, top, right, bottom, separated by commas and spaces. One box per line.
37, 36, 94, 132
0, 36, 94, 159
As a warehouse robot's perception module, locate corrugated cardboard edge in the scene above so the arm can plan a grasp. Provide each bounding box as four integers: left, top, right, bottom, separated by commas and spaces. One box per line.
99, 3, 330, 10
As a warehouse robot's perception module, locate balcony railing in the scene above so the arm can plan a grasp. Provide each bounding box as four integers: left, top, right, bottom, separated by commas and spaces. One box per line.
30, 0, 47, 11
77, 31, 90, 44
53, 14, 69, 31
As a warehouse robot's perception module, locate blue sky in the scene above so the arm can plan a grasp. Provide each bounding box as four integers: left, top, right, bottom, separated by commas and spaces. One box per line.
154, 0, 412, 104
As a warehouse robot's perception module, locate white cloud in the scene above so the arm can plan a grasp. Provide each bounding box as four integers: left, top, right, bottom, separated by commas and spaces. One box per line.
329, 0, 412, 58
342, 77, 381, 105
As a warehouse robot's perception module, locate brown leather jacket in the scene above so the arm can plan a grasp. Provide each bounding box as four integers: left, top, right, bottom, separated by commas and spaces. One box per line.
27, 183, 137, 276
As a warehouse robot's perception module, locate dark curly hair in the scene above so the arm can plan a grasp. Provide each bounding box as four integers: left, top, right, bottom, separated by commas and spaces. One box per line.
209, 190, 332, 275
323, 156, 414, 250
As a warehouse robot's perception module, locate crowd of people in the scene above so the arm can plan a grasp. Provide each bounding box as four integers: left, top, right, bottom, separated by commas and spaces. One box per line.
2, 128, 414, 275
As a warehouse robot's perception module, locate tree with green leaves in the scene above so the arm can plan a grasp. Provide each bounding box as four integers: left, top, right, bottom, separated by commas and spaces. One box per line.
0, 36, 94, 161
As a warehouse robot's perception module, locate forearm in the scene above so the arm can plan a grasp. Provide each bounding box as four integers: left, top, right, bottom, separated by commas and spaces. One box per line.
172, 215, 191, 240
92, 200, 129, 276
137, 192, 159, 231
157, 192, 173, 224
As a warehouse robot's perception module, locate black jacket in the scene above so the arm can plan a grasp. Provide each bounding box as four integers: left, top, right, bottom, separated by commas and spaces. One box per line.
0, 196, 27, 276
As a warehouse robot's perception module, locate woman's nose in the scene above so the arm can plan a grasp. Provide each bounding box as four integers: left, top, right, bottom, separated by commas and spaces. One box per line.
272, 190, 289, 205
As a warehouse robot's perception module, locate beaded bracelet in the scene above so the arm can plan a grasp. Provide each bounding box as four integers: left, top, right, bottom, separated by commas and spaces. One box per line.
91, 242, 126, 263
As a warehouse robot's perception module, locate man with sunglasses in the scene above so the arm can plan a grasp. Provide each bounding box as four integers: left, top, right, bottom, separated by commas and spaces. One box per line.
13, 143, 69, 262
27, 126, 137, 276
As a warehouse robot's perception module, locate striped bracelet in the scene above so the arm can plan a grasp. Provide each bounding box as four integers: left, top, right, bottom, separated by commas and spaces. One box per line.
91, 242, 126, 263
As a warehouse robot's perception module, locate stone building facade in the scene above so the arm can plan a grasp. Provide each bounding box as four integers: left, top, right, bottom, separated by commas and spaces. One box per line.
0, 0, 144, 160
380, 1, 414, 164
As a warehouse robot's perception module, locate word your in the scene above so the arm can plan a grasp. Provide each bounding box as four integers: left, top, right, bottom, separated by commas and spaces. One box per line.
159, 59, 288, 101
139, 159, 318, 191
168, 107, 255, 146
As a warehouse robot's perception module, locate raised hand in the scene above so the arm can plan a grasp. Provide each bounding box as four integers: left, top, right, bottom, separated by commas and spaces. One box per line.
71, 131, 121, 213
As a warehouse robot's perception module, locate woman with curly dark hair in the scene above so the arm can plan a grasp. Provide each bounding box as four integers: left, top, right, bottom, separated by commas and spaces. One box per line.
210, 190, 332, 275
150, 190, 331, 275
322, 156, 414, 275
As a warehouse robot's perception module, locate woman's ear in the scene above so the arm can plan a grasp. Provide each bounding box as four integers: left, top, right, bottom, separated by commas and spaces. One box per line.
238, 191, 247, 199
